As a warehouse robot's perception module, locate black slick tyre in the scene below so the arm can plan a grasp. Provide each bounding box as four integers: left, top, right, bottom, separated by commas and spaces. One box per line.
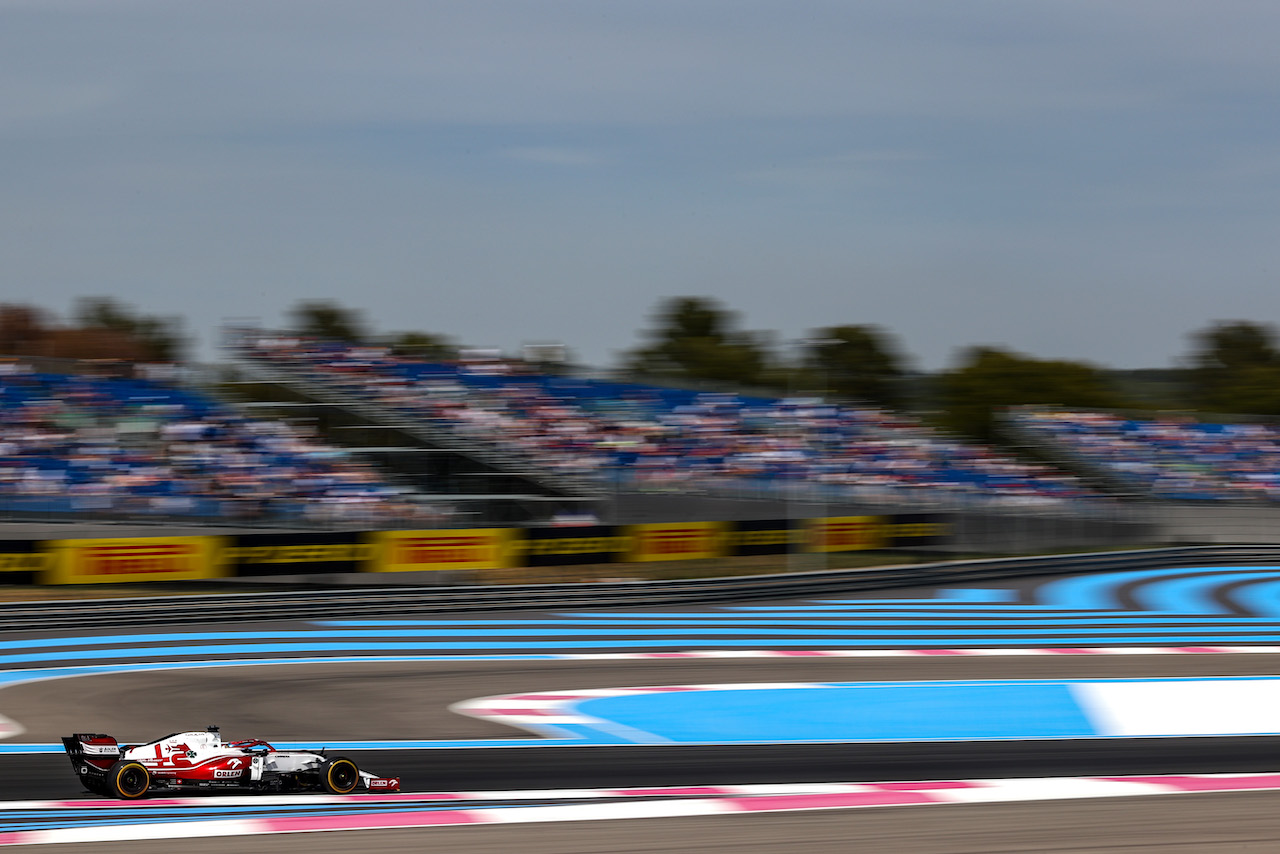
107, 761, 150, 799
319, 757, 360, 794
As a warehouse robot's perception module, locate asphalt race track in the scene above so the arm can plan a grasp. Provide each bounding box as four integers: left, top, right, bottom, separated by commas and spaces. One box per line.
7, 567, 1280, 850
14, 793, 1280, 854
12, 658, 1280, 789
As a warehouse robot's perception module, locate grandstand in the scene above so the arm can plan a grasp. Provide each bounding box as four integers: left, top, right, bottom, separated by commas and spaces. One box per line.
0, 360, 426, 528
0, 329, 1192, 548
222, 331, 606, 527
1007, 407, 1280, 502
224, 328, 1104, 524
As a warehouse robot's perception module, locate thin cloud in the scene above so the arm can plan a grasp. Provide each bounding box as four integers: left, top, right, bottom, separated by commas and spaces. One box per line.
1, 0, 1279, 372
741, 149, 935, 189
501, 147, 608, 167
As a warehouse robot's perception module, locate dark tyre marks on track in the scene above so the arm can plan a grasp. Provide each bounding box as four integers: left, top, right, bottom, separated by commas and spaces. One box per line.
16, 736, 1280, 800
9, 656, 1280, 743
19, 792, 1280, 854
63, 791, 1280, 854
13, 656, 1280, 801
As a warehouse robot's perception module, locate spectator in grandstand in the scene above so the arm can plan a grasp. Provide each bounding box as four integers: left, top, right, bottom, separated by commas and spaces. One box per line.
0, 368, 432, 525
232, 331, 1095, 507
1011, 408, 1280, 501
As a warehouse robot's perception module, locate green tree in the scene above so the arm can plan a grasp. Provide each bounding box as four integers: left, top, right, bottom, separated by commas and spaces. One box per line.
288, 300, 367, 344
623, 297, 771, 386
73, 297, 184, 362
385, 330, 456, 361
1186, 320, 1280, 415
801, 325, 907, 408
936, 346, 1123, 441
0, 304, 51, 356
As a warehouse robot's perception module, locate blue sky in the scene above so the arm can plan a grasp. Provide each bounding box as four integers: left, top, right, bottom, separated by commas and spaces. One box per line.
2, 1, 1278, 370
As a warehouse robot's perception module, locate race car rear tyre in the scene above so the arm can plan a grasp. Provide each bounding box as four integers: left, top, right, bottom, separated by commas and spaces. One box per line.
107, 761, 150, 799
320, 757, 360, 795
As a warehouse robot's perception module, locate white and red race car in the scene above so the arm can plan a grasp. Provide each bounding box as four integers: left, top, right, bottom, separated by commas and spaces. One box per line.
62, 726, 400, 799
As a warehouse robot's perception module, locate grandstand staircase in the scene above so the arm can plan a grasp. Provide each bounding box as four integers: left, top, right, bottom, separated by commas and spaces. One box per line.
226, 357, 607, 505
998, 408, 1140, 498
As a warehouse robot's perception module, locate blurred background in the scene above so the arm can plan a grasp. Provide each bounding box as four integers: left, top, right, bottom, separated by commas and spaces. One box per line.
4, 1, 1280, 561
0, 296, 1277, 563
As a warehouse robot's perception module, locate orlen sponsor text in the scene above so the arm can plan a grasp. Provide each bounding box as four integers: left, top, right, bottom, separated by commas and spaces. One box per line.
84, 544, 200, 576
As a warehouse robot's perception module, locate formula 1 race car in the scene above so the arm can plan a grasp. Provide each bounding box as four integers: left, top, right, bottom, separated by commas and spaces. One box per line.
63, 726, 400, 799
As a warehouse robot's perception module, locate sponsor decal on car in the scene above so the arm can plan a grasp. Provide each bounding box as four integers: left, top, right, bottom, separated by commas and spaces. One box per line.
78, 743, 120, 756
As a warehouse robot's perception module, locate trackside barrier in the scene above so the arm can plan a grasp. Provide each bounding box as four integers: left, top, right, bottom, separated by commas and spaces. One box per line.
46, 536, 223, 585
0, 545, 1279, 631
2, 513, 950, 585
374, 528, 517, 573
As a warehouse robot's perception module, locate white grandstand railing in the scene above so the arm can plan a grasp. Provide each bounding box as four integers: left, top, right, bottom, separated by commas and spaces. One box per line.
227, 356, 606, 499
220, 328, 1106, 513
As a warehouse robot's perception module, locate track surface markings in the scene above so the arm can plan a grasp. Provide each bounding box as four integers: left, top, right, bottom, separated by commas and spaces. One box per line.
10, 566, 1280, 842
5, 774, 1280, 844
4, 646, 1280, 753
456, 677, 1280, 742
9, 567, 1280, 675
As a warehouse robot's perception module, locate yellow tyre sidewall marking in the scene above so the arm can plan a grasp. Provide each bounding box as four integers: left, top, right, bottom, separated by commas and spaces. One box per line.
113, 762, 150, 799
328, 760, 358, 794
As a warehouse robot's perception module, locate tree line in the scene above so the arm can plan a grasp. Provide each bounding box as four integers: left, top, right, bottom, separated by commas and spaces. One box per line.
619, 297, 1280, 441
3, 296, 1278, 443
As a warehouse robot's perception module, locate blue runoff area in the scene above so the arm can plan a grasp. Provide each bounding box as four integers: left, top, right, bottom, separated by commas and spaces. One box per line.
10, 565, 1280, 752
6, 654, 1280, 750
579, 682, 1098, 742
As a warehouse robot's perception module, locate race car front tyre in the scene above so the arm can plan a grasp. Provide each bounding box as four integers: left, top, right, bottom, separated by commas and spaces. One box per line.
320, 757, 360, 795
107, 761, 150, 799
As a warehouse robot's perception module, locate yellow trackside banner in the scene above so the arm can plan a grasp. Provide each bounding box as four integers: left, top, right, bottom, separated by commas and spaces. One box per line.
626, 522, 727, 562
807, 516, 886, 553
47, 536, 221, 585
375, 529, 516, 572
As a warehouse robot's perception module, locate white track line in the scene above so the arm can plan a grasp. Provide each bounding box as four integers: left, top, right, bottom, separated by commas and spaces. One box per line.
6, 773, 1280, 844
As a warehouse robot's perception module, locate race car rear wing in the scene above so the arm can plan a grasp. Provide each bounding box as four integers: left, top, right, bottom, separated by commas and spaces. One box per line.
62, 734, 122, 794
63, 734, 121, 766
